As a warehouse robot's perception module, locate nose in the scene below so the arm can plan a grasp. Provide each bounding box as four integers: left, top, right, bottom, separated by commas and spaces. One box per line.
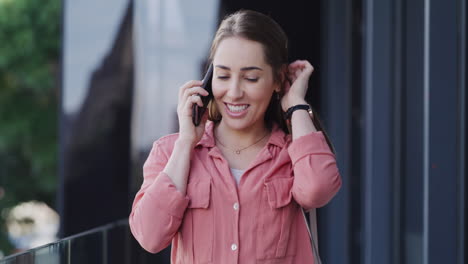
226, 78, 243, 99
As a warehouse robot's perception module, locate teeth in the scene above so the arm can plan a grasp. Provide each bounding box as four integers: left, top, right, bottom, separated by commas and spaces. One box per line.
227, 104, 248, 112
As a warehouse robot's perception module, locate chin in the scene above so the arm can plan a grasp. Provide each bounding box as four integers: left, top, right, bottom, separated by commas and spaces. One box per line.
220, 117, 262, 132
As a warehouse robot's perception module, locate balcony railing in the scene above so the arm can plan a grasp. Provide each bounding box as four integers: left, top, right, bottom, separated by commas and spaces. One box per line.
0, 219, 170, 264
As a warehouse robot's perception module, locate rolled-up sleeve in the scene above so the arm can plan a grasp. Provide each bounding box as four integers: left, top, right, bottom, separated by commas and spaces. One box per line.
129, 139, 189, 253
288, 131, 342, 210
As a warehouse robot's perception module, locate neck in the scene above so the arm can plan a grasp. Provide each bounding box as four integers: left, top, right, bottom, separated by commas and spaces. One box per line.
215, 121, 270, 149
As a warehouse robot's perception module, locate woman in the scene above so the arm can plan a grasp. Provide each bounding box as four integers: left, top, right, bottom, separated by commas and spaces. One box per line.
129, 10, 341, 264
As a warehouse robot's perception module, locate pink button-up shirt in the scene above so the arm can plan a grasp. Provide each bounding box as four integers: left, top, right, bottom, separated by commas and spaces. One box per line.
129, 121, 341, 264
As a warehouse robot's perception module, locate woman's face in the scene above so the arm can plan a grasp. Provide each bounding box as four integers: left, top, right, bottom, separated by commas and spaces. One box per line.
211, 36, 279, 132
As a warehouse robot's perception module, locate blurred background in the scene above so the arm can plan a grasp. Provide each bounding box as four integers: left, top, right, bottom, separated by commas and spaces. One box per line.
0, 0, 466, 263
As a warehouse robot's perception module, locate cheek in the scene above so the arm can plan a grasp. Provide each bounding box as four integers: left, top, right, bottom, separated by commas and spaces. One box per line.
250, 90, 271, 103
211, 81, 225, 99
251, 83, 275, 103
211, 78, 227, 98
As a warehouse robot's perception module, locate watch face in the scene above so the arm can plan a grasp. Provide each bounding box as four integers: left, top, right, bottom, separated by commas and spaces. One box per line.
307, 107, 314, 119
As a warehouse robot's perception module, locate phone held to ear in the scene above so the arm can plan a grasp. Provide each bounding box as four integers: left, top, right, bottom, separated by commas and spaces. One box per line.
192, 64, 214, 126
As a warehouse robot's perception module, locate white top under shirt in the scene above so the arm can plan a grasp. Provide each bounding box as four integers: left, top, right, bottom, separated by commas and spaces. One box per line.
230, 168, 245, 185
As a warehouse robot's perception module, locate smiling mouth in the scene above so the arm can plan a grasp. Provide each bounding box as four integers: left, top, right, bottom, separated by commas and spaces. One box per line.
225, 103, 249, 112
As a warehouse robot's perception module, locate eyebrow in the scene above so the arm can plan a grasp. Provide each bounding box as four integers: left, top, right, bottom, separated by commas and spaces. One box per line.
215, 65, 263, 71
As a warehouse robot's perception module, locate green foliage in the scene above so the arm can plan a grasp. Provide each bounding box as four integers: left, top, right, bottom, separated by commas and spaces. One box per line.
0, 0, 61, 255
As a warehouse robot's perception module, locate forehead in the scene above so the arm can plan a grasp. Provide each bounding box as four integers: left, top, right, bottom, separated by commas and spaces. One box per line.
212, 37, 267, 68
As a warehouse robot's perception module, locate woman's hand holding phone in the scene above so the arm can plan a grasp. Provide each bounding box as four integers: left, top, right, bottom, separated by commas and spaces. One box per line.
192, 64, 214, 126
177, 64, 213, 147
177, 80, 209, 148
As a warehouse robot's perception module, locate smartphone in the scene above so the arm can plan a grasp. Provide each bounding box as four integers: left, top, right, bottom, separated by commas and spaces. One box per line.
192, 64, 213, 126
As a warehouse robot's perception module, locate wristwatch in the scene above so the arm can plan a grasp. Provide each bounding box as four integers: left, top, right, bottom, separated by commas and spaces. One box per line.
284, 104, 314, 120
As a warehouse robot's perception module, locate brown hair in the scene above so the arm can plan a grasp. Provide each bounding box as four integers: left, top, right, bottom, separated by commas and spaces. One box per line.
207, 10, 335, 153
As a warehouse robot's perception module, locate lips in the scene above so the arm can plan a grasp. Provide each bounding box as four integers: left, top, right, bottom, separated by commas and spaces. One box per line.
224, 103, 249, 117
226, 103, 249, 112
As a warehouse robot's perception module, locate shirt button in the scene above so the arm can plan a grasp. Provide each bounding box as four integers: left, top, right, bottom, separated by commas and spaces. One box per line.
231, 243, 238, 251
233, 202, 239, 210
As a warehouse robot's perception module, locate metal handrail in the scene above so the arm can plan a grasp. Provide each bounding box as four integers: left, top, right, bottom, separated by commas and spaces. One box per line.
0, 219, 129, 262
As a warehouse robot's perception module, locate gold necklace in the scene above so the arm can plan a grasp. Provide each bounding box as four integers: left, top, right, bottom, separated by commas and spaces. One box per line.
215, 132, 270, 155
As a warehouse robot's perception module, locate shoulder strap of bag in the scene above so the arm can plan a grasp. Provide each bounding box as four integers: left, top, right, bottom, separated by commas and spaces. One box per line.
302, 208, 323, 264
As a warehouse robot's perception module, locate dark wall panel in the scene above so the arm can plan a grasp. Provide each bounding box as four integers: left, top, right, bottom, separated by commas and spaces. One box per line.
59, 2, 134, 236
321, 0, 466, 264
425, 0, 459, 263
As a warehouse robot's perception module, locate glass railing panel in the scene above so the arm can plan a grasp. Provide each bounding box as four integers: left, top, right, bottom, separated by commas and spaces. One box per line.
68, 231, 103, 264
34, 241, 67, 264
106, 222, 130, 264
0, 239, 69, 264
0, 219, 169, 264
1, 249, 35, 263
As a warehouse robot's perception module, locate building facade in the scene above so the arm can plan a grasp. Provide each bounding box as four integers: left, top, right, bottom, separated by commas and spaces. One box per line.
59, 0, 466, 263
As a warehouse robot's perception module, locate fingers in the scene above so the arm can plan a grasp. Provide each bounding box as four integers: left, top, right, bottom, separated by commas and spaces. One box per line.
288, 60, 313, 70
288, 60, 314, 75
183, 86, 209, 99
177, 80, 211, 119
179, 92, 204, 115
287, 60, 314, 83
189, 93, 204, 108
178, 80, 210, 106
178, 80, 203, 98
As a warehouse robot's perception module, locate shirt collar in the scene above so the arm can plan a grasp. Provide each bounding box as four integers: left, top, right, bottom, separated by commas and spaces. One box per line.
266, 123, 289, 148
196, 121, 289, 149
196, 121, 217, 148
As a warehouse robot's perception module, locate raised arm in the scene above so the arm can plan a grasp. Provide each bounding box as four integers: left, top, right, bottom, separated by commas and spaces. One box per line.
129, 138, 191, 253
281, 60, 342, 209
129, 79, 211, 253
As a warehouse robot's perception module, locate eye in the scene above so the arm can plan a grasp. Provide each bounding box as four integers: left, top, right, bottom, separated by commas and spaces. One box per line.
217, 75, 229, 80
245, 77, 259, 82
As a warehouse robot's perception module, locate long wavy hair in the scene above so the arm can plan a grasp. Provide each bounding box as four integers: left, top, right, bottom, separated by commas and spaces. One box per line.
207, 10, 335, 153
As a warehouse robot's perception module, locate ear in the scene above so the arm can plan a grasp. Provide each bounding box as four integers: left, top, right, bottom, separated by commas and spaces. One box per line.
276, 64, 289, 93
280, 64, 288, 82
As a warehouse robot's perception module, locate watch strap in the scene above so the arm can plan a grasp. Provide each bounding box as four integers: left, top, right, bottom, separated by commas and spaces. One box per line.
284, 104, 312, 120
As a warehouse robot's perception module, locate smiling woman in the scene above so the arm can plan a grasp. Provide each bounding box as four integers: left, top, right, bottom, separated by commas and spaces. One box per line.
129, 9, 341, 264
211, 37, 278, 136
